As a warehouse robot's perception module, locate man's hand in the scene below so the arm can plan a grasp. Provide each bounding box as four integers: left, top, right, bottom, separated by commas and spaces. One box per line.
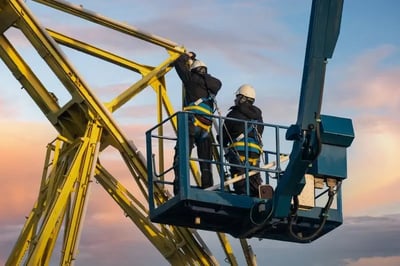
187, 51, 196, 60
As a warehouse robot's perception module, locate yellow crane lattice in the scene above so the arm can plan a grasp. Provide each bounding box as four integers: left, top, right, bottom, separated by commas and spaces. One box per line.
0, 0, 255, 265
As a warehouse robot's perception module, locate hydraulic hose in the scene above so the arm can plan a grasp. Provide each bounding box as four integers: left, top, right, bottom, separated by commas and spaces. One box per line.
288, 181, 340, 242
249, 200, 274, 226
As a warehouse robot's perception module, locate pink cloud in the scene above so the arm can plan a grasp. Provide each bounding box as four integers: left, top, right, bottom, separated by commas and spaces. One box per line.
344, 256, 400, 266
343, 116, 400, 216
328, 44, 400, 114
344, 177, 400, 216
0, 121, 57, 221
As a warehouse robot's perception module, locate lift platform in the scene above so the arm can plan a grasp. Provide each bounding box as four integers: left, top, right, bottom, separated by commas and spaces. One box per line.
146, 111, 354, 242
146, 0, 356, 243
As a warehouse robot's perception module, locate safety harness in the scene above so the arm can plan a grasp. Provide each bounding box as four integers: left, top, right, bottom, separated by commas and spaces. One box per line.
183, 96, 215, 132
229, 123, 263, 165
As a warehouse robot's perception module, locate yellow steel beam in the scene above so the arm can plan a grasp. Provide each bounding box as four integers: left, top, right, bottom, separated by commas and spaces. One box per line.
217, 233, 239, 266
6, 202, 37, 265
1, 0, 239, 265
6, 137, 69, 266
240, 239, 257, 266
95, 164, 214, 265
0, 0, 19, 32
0, 34, 60, 116
42, 27, 181, 138
105, 53, 180, 113
33, 0, 183, 52
46, 28, 154, 74
5, 0, 147, 177
6, 125, 103, 266
115, 142, 215, 265
6, 0, 187, 191
61, 120, 102, 264
25, 127, 93, 263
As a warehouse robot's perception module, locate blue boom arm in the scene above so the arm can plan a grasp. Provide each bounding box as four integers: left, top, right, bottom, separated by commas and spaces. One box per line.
273, 0, 344, 218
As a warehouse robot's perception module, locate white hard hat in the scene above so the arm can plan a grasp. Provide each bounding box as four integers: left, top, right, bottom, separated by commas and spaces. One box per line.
190, 60, 207, 71
235, 84, 256, 100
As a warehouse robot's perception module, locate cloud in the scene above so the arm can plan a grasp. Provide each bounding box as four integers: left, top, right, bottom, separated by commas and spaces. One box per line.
0, 121, 56, 264
325, 44, 400, 117
132, 1, 303, 76
245, 214, 400, 266
0, 122, 57, 220
343, 111, 400, 216
344, 176, 400, 216
340, 215, 400, 256
344, 256, 400, 266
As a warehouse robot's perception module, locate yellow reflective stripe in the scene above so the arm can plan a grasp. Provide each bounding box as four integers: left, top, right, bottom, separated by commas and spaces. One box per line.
238, 156, 259, 165
184, 105, 212, 115
229, 141, 263, 153
193, 117, 211, 131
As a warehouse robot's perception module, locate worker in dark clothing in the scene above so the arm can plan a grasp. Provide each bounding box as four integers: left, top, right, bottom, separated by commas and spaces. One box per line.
173, 52, 222, 195
222, 84, 263, 197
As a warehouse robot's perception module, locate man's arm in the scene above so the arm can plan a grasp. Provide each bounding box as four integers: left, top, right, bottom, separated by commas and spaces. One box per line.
204, 74, 222, 95
173, 53, 192, 84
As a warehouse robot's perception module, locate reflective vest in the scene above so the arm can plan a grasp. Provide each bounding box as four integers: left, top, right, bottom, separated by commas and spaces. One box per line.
183, 97, 215, 132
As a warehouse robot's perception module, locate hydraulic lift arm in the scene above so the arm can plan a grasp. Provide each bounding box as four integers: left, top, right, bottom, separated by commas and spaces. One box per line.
273, 0, 344, 217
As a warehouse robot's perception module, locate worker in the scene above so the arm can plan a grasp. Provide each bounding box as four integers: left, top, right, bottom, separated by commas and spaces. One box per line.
222, 84, 264, 197
172, 51, 222, 195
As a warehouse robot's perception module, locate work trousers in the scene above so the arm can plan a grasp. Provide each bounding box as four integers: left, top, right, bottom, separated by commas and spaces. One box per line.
227, 150, 262, 197
173, 123, 213, 194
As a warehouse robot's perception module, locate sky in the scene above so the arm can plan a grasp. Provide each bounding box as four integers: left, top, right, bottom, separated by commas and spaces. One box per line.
0, 0, 399, 265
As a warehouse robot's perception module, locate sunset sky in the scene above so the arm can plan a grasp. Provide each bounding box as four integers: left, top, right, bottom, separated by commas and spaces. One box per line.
1, 0, 399, 265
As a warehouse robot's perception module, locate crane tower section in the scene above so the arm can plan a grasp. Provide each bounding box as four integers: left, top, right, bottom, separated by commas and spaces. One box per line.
0, 0, 237, 265
0, 0, 354, 265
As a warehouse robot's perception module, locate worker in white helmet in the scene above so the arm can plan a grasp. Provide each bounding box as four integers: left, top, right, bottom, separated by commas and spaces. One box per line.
172, 51, 222, 195
222, 84, 264, 197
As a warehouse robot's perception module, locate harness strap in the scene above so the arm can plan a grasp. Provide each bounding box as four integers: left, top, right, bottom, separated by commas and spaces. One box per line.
193, 97, 204, 105
229, 140, 263, 154
193, 116, 212, 132
238, 156, 259, 165
184, 97, 216, 132
183, 104, 213, 115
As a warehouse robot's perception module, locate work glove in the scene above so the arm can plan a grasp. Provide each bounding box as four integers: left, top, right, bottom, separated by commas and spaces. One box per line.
187, 51, 196, 60
187, 52, 196, 68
